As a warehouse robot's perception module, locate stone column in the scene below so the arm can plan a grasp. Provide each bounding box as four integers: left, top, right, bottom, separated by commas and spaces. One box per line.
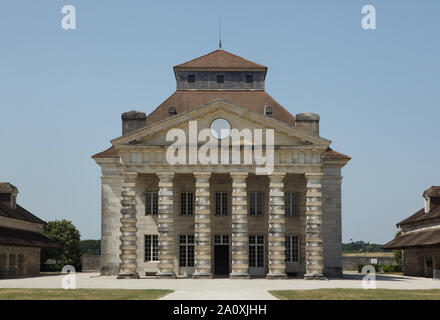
156, 172, 176, 277
267, 172, 287, 279
117, 172, 139, 279
304, 172, 325, 279
230, 172, 250, 279
193, 172, 212, 278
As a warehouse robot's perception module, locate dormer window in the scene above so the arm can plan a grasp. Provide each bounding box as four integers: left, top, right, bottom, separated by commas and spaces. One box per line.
168, 107, 177, 117
217, 75, 224, 83
188, 74, 195, 83
265, 106, 272, 117
246, 75, 254, 83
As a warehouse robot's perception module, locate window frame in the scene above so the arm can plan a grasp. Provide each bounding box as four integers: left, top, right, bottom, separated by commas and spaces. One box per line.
144, 235, 158, 262
249, 235, 265, 267
249, 192, 263, 216
285, 192, 299, 217
187, 74, 196, 83
216, 74, 225, 83
179, 235, 195, 267
145, 192, 159, 215
215, 192, 228, 216
180, 192, 194, 215
246, 74, 254, 83
285, 235, 299, 263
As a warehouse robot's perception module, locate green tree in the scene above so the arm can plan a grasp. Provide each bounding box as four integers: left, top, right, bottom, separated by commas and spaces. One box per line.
41, 220, 82, 271
393, 231, 403, 265
80, 239, 101, 255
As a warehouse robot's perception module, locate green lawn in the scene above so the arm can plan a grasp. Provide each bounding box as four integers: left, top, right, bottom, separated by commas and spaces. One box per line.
269, 289, 440, 300
0, 289, 173, 300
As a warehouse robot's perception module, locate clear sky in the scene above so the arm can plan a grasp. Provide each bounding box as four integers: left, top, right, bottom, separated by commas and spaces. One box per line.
0, 1, 439, 244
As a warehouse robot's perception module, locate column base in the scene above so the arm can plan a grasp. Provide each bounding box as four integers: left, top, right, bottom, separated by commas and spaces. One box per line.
229, 272, 251, 279
266, 272, 288, 279
304, 273, 327, 280
192, 272, 213, 279
117, 273, 140, 279
155, 272, 176, 279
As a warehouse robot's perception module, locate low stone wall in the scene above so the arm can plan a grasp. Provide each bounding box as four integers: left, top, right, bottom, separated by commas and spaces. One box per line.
82, 255, 101, 271
0, 245, 40, 278
342, 252, 396, 271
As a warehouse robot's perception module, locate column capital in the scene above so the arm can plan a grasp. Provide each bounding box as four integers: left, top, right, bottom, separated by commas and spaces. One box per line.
156, 172, 175, 177
193, 172, 212, 178
230, 172, 249, 177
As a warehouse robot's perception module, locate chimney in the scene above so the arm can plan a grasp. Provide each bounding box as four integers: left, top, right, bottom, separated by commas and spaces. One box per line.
121, 110, 146, 135
0, 183, 18, 209
424, 195, 431, 214
295, 112, 320, 136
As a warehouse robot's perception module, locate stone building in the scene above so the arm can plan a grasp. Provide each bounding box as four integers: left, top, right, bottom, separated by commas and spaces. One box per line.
92, 49, 351, 279
384, 186, 440, 278
0, 183, 57, 278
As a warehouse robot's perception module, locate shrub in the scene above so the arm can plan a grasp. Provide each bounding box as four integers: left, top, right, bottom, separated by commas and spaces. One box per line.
358, 264, 402, 273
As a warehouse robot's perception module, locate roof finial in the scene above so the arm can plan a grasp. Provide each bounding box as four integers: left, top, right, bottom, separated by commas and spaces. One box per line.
219, 18, 222, 49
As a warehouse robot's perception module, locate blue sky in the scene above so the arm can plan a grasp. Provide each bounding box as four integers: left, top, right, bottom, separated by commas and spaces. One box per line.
0, 1, 439, 243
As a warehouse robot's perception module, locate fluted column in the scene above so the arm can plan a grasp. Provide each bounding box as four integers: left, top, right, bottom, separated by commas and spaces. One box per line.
267, 172, 287, 279
193, 172, 212, 278
117, 172, 139, 279
304, 172, 325, 279
156, 172, 176, 278
230, 172, 250, 279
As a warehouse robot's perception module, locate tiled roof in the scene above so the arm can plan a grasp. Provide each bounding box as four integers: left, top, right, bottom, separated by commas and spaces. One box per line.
0, 203, 46, 225
397, 206, 440, 226
322, 147, 351, 161
383, 228, 440, 249
0, 226, 59, 248
0, 183, 18, 193
174, 49, 267, 70
424, 186, 440, 198
145, 90, 295, 126
91, 146, 120, 159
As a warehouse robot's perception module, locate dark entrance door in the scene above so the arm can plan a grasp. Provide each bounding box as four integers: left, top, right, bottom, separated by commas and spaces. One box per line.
214, 245, 229, 275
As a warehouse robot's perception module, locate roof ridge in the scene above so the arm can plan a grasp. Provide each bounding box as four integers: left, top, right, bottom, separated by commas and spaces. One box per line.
174, 49, 267, 69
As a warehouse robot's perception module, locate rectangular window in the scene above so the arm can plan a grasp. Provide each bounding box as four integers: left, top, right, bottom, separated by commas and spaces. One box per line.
249, 235, 264, 267
214, 235, 230, 245
188, 74, 195, 83
285, 192, 299, 216
217, 74, 224, 83
246, 75, 253, 83
145, 235, 158, 262
285, 235, 299, 263
179, 235, 194, 267
215, 192, 228, 216
249, 192, 263, 216
145, 192, 158, 215
180, 192, 194, 215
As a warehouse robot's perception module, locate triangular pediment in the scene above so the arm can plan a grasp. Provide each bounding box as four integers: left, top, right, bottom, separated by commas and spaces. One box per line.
112, 99, 330, 148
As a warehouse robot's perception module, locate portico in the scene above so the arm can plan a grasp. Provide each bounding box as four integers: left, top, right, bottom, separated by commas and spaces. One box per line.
92, 49, 350, 279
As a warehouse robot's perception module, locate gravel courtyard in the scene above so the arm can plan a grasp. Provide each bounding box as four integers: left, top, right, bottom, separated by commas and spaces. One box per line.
1, 272, 439, 300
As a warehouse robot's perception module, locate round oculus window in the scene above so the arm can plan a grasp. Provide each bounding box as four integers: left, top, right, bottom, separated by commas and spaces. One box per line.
210, 118, 231, 139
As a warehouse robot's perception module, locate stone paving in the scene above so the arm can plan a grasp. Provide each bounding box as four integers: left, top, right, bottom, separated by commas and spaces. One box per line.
0, 272, 439, 300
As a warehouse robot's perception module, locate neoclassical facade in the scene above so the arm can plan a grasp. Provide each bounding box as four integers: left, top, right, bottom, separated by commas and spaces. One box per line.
93, 49, 350, 279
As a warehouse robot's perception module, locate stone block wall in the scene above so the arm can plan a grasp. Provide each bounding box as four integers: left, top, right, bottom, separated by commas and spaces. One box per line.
404, 247, 440, 277
100, 176, 122, 275
0, 245, 40, 278
321, 165, 343, 276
